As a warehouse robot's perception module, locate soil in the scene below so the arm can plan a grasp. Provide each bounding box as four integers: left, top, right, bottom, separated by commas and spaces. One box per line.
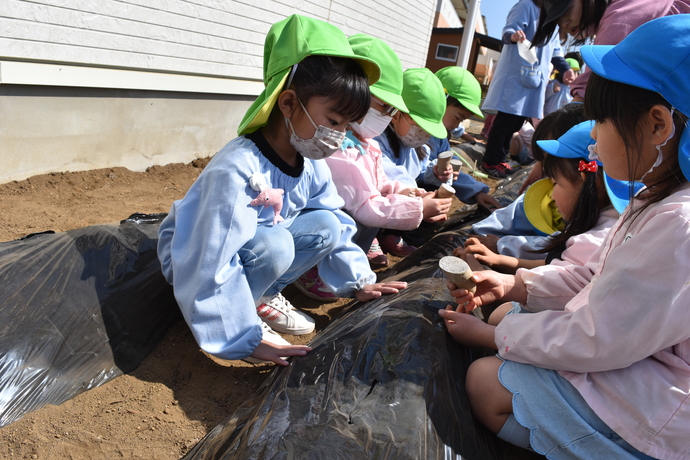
0, 122, 497, 459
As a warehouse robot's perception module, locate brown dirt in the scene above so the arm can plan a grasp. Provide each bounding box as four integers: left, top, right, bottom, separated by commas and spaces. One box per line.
0, 123, 497, 460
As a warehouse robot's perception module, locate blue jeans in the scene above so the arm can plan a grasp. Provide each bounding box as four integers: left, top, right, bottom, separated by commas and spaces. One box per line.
237, 209, 340, 301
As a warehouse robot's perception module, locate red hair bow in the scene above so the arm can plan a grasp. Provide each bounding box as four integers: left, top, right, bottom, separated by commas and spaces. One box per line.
578, 160, 598, 172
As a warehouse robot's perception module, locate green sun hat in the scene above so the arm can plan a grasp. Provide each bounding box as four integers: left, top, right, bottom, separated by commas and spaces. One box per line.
238, 14, 381, 135
348, 34, 408, 114
435, 66, 484, 119
401, 68, 447, 139
565, 58, 580, 71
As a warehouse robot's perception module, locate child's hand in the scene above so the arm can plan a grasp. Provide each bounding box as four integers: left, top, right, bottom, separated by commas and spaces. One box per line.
248, 341, 312, 366
475, 192, 501, 211
472, 234, 499, 252
511, 29, 526, 43
399, 187, 424, 198
452, 245, 468, 259
447, 271, 510, 311
434, 163, 454, 182
464, 237, 503, 266
422, 194, 451, 223
355, 281, 408, 302
437, 306, 496, 349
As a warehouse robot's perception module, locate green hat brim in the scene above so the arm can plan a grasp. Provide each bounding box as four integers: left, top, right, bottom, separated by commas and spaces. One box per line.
462, 100, 485, 119
409, 113, 448, 139
371, 86, 408, 114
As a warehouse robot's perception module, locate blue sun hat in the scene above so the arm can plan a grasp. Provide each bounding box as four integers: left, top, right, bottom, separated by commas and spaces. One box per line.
537, 120, 643, 213
579, 15, 690, 181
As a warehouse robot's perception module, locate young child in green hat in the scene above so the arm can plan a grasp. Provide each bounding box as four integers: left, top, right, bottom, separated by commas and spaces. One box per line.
157, 14, 406, 366
419, 66, 501, 211
373, 67, 451, 256
319, 34, 451, 270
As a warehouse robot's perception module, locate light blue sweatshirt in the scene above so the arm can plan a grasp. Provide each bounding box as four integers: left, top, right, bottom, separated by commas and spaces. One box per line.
157, 135, 375, 360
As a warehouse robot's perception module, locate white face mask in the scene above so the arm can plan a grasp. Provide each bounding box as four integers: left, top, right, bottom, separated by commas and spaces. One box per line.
350, 106, 393, 139
286, 99, 346, 160
641, 107, 676, 182
397, 114, 431, 148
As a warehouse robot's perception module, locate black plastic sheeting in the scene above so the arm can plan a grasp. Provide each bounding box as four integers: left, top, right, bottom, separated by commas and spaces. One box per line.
0, 213, 180, 427
184, 171, 542, 459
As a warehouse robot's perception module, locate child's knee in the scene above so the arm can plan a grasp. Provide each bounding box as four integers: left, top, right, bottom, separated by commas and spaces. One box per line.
488, 302, 513, 326
298, 209, 341, 251
466, 356, 503, 402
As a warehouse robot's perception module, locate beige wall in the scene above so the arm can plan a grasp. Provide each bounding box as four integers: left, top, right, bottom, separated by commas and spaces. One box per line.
0, 85, 253, 183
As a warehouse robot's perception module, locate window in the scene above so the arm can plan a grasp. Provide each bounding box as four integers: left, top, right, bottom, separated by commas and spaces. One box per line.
436, 43, 459, 62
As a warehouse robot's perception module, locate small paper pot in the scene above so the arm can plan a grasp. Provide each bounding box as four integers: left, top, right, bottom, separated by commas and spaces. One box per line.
436, 183, 455, 199
439, 255, 476, 293
450, 159, 462, 172
437, 150, 454, 172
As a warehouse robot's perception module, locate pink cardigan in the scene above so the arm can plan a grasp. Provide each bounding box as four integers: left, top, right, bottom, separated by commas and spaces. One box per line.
518, 206, 618, 312
324, 138, 424, 231
498, 184, 690, 460
570, 0, 690, 99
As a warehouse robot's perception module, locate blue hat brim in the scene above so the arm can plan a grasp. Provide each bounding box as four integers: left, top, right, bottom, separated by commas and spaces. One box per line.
536, 139, 583, 159
603, 172, 644, 214
580, 45, 657, 96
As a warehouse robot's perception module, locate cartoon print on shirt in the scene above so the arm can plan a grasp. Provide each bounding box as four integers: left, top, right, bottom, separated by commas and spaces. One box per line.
248, 172, 284, 225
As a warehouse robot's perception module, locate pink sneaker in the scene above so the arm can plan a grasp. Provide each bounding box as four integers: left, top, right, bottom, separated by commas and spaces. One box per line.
293, 267, 340, 303
378, 234, 417, 257
367, 238, 389, 269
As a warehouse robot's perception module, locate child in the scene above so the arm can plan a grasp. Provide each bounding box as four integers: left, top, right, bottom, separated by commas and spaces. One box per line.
480, 0, 575, 178
419, 66, 502, 211
440, 16, 690, 458
157, 15, 407, 366
457, 120, 623, 275
323, 35, 451, 270
372, 67, 450, 256
469, 102, 587, 262
544, 57, 581, 116
508, 119, 535, 166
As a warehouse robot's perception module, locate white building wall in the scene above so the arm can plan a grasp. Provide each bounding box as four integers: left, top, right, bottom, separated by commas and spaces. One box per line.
0, 0, 435, 89
0, 0, 437, 183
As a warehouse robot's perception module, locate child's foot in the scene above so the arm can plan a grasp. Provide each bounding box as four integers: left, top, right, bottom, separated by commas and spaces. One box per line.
243, 321, 290, 364
367, 238, 389, 268
256, 292, 316, 334
293, 267, 340, 303
378, 234, 417, 257
481, 162, 514, 179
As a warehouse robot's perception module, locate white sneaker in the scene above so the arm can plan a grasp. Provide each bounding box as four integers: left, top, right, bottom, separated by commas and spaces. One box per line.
243, 321, 291, 364
256, 292, 315, 335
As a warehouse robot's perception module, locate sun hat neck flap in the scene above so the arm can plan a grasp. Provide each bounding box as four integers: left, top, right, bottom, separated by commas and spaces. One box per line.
580, 15, 690, 180
348, 34, 408, 114
435, 66, 484, 119
238, 14, 381, 135
401, 68, 447, 139
524, 178, 565, 235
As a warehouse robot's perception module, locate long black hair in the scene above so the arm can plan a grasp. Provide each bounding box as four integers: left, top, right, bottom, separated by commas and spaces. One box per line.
539, 155, 609, 261
290, 55, 371, 123
532, 0, 611, 47
584, 72, 689, 222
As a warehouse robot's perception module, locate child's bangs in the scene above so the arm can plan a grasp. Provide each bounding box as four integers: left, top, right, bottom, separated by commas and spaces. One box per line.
583, 73, 625, 123
326, 73, 371, 122
293, 55, 371, 122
